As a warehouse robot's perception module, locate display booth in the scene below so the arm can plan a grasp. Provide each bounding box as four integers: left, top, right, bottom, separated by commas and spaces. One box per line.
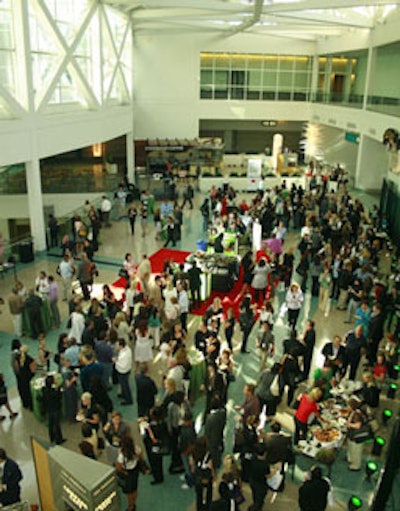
31, 437, 118, 511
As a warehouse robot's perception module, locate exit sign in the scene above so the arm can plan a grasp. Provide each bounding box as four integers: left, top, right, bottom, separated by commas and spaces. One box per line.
345, 132, 360, 144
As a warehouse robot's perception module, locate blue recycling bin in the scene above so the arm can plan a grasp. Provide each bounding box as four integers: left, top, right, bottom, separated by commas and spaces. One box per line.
197, 239, 208, 252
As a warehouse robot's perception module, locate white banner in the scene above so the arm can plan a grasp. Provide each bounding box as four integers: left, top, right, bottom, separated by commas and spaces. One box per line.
247, 158, 262, 191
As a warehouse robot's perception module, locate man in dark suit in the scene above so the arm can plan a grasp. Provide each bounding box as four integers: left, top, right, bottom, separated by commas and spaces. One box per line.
322, 335, 346, 377
0, 448, 23, 506
264, 421, 292, 465
135, 364, 158, 418
204, 398, 226, 470
367, 303, 385, 365
301, 320, 316, 380
343, 325, 367, 380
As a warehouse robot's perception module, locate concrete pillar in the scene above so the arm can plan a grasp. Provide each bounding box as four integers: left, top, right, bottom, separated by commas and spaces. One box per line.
224, 130, 235, 152
363, 46, 376, 110
126, 131, 135, 184
343, 59, 353, 102
310, 55, 319, 101
324, 58, 332, 102
272, 133, 283, 170
25, 158, 46, 251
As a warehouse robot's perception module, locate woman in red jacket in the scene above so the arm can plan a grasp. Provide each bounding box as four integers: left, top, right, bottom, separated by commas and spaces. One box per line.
294, 387, 323, 444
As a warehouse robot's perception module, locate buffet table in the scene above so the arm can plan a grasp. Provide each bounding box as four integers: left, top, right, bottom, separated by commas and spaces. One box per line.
188, 349, 206, 402
31, 372, 64, 422
185, 252, 240, 295
295, 384, 363, 476
23, 299, 52, 337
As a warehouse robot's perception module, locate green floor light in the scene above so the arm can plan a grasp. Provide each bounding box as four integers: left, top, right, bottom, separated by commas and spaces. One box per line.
365, 461, 378, 480
372, 436, 386, 456
387, 383, 398, 399
382, 408, 393, 426
348, 496, 362, 510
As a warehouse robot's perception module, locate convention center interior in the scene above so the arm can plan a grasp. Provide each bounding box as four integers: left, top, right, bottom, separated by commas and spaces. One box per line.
1, 1, 400, 511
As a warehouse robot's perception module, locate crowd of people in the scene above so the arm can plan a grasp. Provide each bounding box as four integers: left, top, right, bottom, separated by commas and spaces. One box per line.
2, 171, 400, 511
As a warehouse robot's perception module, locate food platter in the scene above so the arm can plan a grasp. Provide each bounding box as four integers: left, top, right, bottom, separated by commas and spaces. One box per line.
313, 427, 342, 446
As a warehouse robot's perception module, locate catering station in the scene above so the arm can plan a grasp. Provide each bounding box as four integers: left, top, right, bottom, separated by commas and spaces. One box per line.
185, 251, 240, 296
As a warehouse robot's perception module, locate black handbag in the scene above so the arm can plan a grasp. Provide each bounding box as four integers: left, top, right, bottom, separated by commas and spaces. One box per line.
349, 423, 373, 444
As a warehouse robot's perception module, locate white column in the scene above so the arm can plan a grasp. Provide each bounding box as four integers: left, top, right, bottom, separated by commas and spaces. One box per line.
354, 134, 364, 189
26, 158, 46, 251
126, 131, 135, 184
310, 55, 319, 101
363, 46, 375, 110
324, 58, 332, 102
272, 133, 283, 170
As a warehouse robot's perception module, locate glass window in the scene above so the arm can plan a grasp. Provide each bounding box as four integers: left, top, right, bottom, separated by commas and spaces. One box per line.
231, 54, 247, 69
263, 56, 278, 70
278, 72, 293, 90
294, 72, 310, 89
248, 55, 263, 69
279, 56, 295, 71
200, 53, 214, 67
201, 70, 213, 86
248, 70, 262, 90
294, 57, 311, 72
318, 57, 327, 72
214, 53, 230, 69
262, 71, 277, 88
331, 58, 349, 73
215, 70, 228, 90
199, 51, 314, 101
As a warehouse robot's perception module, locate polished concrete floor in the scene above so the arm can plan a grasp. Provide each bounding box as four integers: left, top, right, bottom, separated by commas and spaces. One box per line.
0, 186, 396, 511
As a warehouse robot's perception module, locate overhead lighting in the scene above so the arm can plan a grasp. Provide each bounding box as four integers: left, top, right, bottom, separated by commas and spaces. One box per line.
92, 143, 103, 157
261, 121, 277, 127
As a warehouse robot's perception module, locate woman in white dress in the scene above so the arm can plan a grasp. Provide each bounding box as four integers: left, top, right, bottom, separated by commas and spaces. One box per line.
68, 305, 85, 344
163, 280, 178, 310
134, 322, 153, 371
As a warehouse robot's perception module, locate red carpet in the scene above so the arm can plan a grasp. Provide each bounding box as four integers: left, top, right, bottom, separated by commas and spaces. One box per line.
191, 272, 245, 317
149, 248, 192, 274
112, 248, 192, 288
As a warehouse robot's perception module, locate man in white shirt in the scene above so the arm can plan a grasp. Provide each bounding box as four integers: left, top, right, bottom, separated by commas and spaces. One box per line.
101, 195, 112, 227
177, 281, 189, 332
58, 253, 76, 301
35, 271, 49, 299
114, 338, 133, 405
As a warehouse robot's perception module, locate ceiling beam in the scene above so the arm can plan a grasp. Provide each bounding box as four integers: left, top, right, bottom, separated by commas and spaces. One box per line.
261, 0, 400, 14
272, 11, 374, 29
132, 7, 245, 20
229, 0, 263, 34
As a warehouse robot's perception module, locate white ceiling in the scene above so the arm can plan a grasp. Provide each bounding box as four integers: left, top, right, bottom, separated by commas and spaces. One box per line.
103, 0, 400, 40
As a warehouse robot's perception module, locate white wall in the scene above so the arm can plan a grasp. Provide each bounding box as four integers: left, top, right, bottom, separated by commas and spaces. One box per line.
0, 106, 133, 167
309, 124, 359, 182
357, 136, 390, 191
310, 104, 400, 143
132, 32, 315, 139
0, 193, 103, 220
